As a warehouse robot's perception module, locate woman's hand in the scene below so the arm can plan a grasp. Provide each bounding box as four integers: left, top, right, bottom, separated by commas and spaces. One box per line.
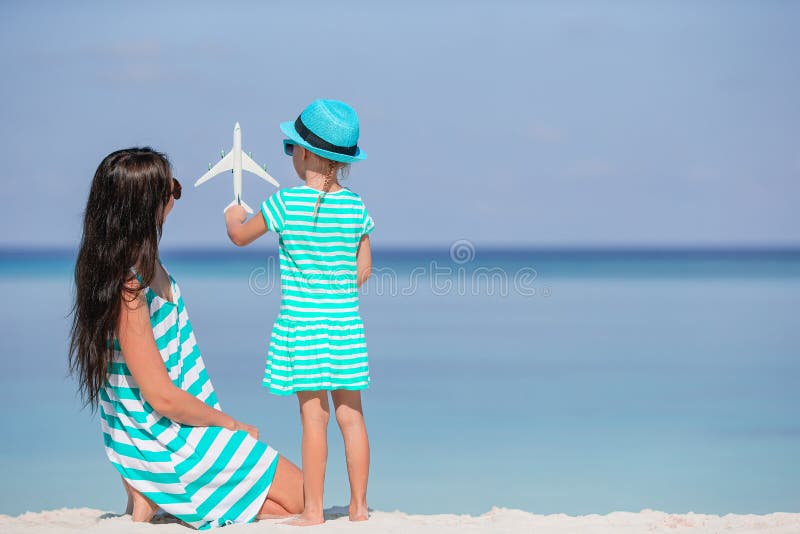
231, 420, 259, 440
118, 290, 247, 431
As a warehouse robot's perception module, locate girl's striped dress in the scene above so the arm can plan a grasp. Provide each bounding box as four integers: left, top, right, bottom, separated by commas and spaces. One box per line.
261, 184, 375, 395
99, 266, 279, 529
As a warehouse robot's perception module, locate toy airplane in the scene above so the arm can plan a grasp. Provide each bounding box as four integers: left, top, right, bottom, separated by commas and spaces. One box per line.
194, 122, 279, 213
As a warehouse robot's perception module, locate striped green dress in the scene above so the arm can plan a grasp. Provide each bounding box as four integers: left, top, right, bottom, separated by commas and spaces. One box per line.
100, 265, 279, 529
261, 184, 375, 395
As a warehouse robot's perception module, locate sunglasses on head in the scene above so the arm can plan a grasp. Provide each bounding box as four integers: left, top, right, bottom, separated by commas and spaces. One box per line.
283, 139, 296, 157
171, 177, 182, 200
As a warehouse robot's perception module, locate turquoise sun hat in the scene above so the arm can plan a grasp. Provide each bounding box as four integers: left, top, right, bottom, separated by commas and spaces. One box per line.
280, 99, 367, 164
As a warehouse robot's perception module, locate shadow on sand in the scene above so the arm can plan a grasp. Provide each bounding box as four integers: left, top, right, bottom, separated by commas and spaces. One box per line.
100, 507, 373, 527
323, 505, 375, 521
99, 512, 191, 528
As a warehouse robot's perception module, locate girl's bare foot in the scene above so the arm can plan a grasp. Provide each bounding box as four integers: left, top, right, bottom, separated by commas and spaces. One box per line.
284, 512, 324, 527
349, 502, 369, 522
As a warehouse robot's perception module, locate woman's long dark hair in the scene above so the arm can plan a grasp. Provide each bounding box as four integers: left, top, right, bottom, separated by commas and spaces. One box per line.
69, 147, 173, 409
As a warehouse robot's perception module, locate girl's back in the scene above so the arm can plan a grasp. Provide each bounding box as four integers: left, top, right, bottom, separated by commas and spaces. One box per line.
262, 184, 375, 322
261, 184, 374, 395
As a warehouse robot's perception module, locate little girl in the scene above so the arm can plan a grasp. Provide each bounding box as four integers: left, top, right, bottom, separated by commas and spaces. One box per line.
224, 99, 374, 526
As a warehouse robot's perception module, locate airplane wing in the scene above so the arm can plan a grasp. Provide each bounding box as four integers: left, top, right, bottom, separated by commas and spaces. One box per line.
242, 152, 280, 188
194, 151, 234, 187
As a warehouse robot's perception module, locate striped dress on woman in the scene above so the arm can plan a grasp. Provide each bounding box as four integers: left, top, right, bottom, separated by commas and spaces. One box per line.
260, 184, 375, 395
99, 266, 279, 529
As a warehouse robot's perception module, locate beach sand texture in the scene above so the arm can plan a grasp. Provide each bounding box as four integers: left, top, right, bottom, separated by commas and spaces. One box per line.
2, 507, 799, 533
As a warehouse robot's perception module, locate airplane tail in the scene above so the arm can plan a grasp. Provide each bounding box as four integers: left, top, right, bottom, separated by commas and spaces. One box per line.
225, 198, 254, 215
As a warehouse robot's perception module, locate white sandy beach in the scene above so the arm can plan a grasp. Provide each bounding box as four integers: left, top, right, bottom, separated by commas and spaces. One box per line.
2, 507, 799, 533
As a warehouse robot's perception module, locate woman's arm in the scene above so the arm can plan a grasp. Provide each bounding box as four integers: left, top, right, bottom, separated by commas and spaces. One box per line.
224, 204, 268, 247
116, 288, 258, 438
356, 234, 372, 288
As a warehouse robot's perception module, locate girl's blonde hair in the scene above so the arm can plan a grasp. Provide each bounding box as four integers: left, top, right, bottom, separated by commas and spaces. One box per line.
312, 158, 351, 218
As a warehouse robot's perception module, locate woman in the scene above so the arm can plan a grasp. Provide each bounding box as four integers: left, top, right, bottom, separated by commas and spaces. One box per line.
69, 147, 303, 528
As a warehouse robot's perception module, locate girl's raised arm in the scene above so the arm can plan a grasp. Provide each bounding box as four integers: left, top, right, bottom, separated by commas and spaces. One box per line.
224, 204, 268, 247
116, 286, 258, 438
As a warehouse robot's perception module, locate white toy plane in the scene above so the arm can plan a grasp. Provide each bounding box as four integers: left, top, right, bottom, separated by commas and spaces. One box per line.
194, 122, 279, 213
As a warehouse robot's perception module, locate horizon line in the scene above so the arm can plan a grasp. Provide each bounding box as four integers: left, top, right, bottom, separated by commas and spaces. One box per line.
2, 244, 800, 256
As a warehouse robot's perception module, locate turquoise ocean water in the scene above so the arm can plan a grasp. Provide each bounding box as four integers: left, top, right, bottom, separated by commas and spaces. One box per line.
0, 247, 798, 516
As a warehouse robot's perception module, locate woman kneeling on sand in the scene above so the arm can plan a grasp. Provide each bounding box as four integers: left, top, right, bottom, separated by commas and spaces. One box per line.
69, 148, 303, 529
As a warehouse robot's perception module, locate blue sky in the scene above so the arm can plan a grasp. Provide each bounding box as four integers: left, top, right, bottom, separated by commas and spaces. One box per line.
1, 1, 798, 248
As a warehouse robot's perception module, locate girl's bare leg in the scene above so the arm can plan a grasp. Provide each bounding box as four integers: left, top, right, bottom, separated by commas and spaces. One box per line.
257, 455, 304, 519
331, 389, 370, 521
121, 477, 158, 522
286, 391, 330, 526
